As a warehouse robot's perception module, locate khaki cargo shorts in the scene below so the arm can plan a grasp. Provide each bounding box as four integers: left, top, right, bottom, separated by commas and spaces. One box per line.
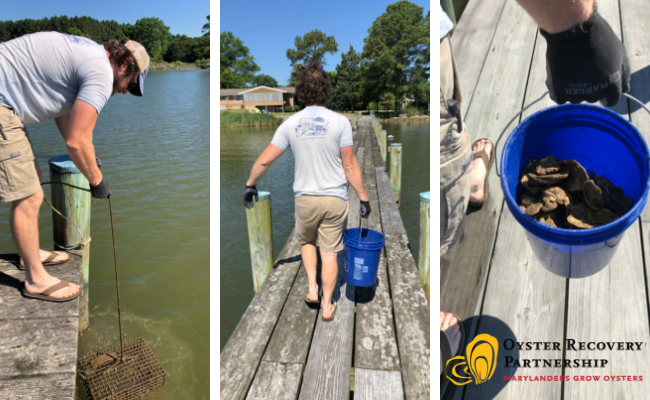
440, 35, 472, 255
0, 105, 41, 202
295, 195, 349, 253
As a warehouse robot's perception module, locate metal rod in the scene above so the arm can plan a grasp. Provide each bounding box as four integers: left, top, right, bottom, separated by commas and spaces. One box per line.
108, 197, 124, 362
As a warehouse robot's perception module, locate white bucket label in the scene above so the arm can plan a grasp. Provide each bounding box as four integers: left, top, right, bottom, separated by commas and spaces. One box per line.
353, 257, 365, 280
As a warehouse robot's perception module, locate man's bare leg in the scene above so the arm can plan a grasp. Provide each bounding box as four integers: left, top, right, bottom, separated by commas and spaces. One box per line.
12, 189, 80, 299
320, 249, 338, 319
302, 242, 319, 301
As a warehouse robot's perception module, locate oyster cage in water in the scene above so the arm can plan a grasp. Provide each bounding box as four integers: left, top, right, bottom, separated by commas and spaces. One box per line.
77, 337, 165, 400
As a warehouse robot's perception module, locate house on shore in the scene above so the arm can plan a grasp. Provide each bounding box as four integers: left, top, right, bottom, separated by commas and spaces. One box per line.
220, 85, 296, 112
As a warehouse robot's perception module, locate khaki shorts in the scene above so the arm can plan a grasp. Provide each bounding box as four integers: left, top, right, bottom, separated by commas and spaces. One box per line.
295, 195, 349, 253
440, 35, 472, 255
0, 105, 41, 202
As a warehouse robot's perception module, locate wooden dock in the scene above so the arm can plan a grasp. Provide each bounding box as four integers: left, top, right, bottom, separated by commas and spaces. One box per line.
443, 0, 650, 398
0, 253, 82, 399
220, 116, 430, 399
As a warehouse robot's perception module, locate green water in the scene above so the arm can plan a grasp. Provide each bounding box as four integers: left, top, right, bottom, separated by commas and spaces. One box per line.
0, 70, 209, 399
220, 120, 430, 350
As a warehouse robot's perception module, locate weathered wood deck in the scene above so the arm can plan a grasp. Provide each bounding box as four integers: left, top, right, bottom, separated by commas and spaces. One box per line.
220, 116, 430, 400
0, 253, 82, 399
442, 0, 650, 399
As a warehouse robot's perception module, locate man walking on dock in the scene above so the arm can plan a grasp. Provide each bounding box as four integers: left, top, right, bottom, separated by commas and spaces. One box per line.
243, 61, 370, 321
0, 32, 150, 301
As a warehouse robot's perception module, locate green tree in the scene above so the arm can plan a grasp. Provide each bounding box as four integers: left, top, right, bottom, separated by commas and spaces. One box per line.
67, 27, 84, 37
202, 15, 210, 37
164, 41, 182, 62
332, 45, 361, 112
220, 31, 260, 88
251, 74, 279, 87
362, 1, 429, 113
286, 29, 338, 85
124, 17, 172, 62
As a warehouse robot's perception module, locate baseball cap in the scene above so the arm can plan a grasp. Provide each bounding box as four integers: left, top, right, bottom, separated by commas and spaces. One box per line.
120, 38, 150, 96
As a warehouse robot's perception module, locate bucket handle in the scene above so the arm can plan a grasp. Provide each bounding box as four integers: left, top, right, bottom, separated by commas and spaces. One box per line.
494, 92, 650, 177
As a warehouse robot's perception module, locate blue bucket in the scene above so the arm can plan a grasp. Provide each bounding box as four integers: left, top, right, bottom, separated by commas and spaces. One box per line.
343, 228, 385, 287
501, 104, 650, 278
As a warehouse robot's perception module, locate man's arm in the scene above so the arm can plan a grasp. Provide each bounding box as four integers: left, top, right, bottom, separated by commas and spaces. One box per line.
64, 99, 102, 186
54, 113, 71, 140
516, 0, 594, 34
246, 144, 286, 186
340, 146, 368, 202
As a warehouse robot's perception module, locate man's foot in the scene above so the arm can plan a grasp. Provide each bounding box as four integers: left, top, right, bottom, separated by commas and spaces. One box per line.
440, 311, 462, 373
322, 301, 337, 321
24, 274, 80, 300
307, 285, 319, 302
19, 249, 69, 268
469, 139, 494, 204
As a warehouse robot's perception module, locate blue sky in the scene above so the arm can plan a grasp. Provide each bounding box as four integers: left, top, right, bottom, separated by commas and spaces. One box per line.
219, 0, 430, 86
3, 0, 210, 37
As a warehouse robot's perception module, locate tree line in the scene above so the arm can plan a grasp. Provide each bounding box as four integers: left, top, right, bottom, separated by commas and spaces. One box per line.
220, 1, 429, 112
0, 15, 210, 63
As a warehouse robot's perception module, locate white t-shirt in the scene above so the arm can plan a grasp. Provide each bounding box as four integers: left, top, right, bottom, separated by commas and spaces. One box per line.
271, 106, 354, 200
0, 31, 113, 124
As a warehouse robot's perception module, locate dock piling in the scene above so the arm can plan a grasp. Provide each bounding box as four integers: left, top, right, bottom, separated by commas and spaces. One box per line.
418, 192, 430, 303
379, 130, 387, 162
49, 155, 91, 333
389, 143, 402, 206
245, 191, 273, 292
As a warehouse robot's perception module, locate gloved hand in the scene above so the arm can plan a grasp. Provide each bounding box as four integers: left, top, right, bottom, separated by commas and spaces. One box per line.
360, 200, 371, 218
540, 7, 630, 106
90, 178, 111, 199
243, 185, 259, 209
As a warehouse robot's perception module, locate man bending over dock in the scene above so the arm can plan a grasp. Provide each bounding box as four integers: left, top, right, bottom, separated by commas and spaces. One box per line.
0, 33, 150, 302
243, 61, 370, 322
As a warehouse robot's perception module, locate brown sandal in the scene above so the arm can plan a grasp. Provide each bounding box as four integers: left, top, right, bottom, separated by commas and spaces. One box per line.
18, 250, 69, 270
322, 302, 337, 322
468, 139, 495, 207
21, 279, 80, 303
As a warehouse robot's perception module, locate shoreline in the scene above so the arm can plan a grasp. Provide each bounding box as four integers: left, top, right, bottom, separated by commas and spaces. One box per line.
149, 62, 210, 71
378, 115, 430, 122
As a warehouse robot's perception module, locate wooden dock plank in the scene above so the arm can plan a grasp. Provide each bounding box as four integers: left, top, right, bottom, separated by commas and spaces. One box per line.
440, 0, 539, 339
464, 205, 566, 400
0, 318, 78, 378
0, 258, 81, 320
355, 369, 404, 400
220, 231, 303, 400
297, 145, 364, 400
383, 231, 429, 400
0, 375, 75, 400
564, 223, 650, 398
619, 0, 650, 221
246, 362, 303, 400
355, 133, 401, 372
376, 167, 404, 234
450, 0, 507, 116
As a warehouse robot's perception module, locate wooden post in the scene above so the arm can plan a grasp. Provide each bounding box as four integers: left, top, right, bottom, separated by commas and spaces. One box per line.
389, 143, 402, 206
418, 192, 430, 303
245, 191, 273, 292
49, 155, 91, 333
380, 129, 387, 162
377, 123, 382, 142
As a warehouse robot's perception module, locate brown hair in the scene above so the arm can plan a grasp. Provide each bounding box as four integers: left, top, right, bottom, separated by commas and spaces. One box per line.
103, 38, 140, 77
295, 62, 331, 105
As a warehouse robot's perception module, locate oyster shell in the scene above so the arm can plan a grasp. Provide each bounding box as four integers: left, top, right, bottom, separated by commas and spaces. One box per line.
567, 203, 618, 229
583, 180, 606, 210
525, 171, 569, 186
558, 160, 589, 192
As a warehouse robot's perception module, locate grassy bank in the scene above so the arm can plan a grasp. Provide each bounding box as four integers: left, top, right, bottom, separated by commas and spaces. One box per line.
220, 111, 283, 128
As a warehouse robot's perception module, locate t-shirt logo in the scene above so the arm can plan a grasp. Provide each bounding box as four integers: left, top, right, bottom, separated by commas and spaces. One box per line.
296, 117, 329, 138
62, 34, 95, 46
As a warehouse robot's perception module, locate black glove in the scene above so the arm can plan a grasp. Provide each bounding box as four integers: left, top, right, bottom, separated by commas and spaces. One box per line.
243, 185, 259, 209
96, 157, 102, 169
90, 178, 111, 199
360, 200, 371, 218
540, 8, 630, 106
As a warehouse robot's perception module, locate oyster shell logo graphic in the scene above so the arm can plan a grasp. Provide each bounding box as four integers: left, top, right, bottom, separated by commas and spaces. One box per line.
446, 334, 499, 386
